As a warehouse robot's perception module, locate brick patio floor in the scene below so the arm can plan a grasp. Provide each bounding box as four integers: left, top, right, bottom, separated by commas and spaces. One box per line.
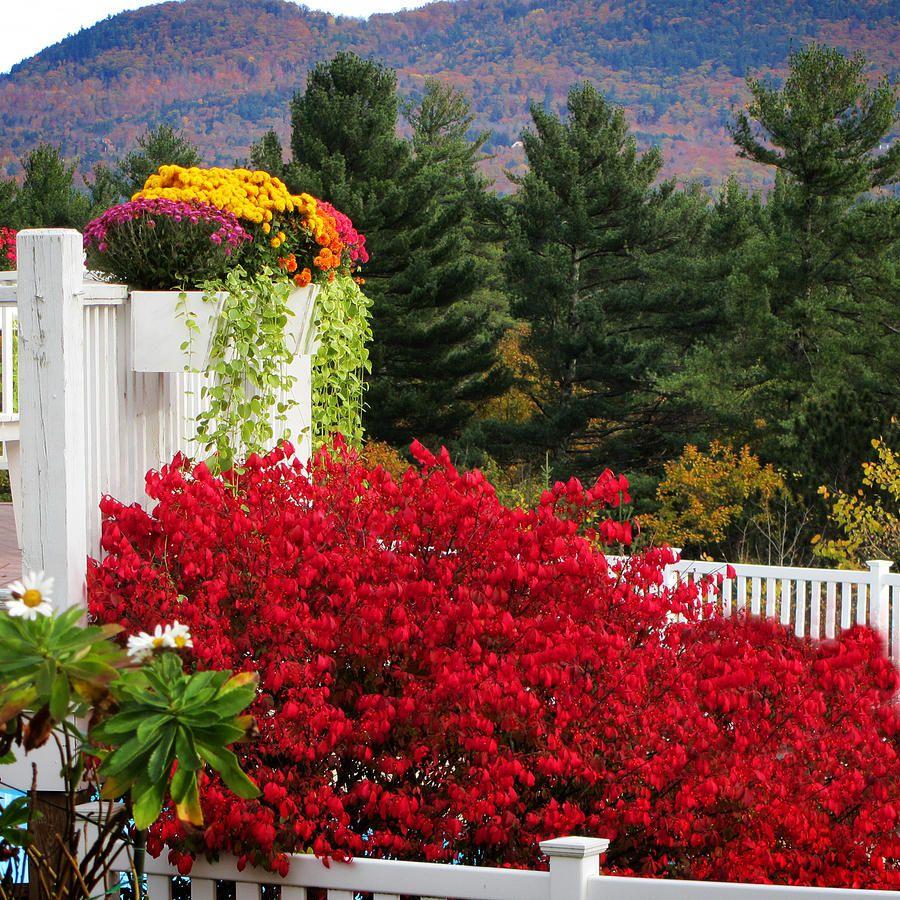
0, 503, 21, 584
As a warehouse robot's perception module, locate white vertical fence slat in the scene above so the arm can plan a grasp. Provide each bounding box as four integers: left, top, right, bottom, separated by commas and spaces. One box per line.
751, 577, 761, 616
190, 877, 216, 900
780, 578, 791, 626
841, 582, 852, 631
0, 305, 15, 417
794, 580, 806, 638
147, 875, 172, 900
825, 582, 837, 638
736, 576, 747, 613
867, 560, 891, 635
235, 882, 259, 900
855, 582, 867, 626
810, 581, 821, 639
277, 350, 313, 462
280, 887, 309, 900
765, 577, 776, 618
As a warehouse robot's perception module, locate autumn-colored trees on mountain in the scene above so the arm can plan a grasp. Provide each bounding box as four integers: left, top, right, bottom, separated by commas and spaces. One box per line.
1, 0, 897, 187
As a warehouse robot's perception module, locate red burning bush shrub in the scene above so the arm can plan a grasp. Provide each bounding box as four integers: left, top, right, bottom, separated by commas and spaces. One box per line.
88, 442, 899, 887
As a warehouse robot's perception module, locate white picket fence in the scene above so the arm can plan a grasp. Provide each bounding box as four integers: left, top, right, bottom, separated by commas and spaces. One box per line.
113, 836, 898, 900
641, 556, 900, 666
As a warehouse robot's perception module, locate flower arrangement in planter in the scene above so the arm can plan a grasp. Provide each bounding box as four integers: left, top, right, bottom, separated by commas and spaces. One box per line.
84, 166, 366, 368
82, 166, 367, 468
84, 199, 251, 370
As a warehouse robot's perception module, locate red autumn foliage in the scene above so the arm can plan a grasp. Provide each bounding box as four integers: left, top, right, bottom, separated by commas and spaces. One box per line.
0, 228, 16, 270
88, 441, 900, 888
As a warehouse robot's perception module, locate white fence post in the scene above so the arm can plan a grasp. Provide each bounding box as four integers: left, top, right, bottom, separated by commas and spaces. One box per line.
541, 836, 609, 900
867, 559, 892, 637
16, 229, 88, 608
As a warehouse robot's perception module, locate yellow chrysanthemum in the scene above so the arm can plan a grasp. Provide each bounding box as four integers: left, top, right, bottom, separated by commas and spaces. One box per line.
135, 165, 305, 227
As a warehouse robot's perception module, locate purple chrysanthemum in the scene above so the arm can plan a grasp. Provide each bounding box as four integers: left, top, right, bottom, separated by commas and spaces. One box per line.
83, 198, 251, 252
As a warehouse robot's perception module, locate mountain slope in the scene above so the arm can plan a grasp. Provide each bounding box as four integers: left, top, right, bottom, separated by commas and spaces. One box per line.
1, 0, 897, 189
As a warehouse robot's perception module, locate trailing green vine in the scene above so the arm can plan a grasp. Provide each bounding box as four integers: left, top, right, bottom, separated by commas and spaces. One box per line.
194, 265, 297, 471
312, 275, 373, 450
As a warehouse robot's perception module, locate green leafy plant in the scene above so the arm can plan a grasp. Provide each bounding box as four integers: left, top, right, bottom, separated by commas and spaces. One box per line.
0, 797, 29, 848
194, 265, 298, 471
312, 274, 372, 450
94, 653, 259, 829
0, 574, 258, 900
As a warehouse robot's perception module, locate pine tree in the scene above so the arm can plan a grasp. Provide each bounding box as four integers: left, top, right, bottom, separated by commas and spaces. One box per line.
249, 130, 286, 180
289, 52, 406, 217
405, 78, 489, 177
659, 177, 774, 449
86, 162, 122, 217
497, 82, 706, 479
289, 54, 506, 447
17, 144, 91, 229
715, 44, 900, 482
0, 179, 21, 229
114, 124, 201, 197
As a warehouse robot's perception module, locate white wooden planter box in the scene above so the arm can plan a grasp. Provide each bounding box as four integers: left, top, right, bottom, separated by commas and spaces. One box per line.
286, 283, 321, 356
130, 284, 320, 373
130, 289, 225, 372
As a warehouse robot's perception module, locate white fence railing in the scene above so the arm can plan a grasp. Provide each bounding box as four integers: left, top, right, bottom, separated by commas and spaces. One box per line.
646, 556, 899, 666
110, 836, 898, 900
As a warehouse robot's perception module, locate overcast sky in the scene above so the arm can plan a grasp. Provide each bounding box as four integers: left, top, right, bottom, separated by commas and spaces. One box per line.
2, 0, 425, 73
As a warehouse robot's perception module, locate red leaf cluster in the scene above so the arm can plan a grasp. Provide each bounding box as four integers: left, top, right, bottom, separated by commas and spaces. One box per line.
0, 227, 16, 270
88, 441, 899, 887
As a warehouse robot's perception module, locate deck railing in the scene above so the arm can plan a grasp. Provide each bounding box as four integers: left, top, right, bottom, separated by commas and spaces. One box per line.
99, 837, 896, 900
637, 555, 899, 665
2, 229, 315, 605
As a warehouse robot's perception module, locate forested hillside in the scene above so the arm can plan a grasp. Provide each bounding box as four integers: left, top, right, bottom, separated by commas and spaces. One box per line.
1, 0, 897, 188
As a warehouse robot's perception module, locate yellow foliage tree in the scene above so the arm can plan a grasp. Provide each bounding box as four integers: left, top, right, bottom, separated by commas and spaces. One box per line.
814, 438, 900, 568
361, 440, 410, 481
642, 442, 795, 562
475, 322, 543, 424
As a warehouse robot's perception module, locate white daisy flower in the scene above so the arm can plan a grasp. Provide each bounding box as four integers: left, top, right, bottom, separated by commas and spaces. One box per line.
164, 621, 193, 650
6, 571, 54, 621
127, 623, 167, 662
127, 621, 193, 662
126, 631, 156, 662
